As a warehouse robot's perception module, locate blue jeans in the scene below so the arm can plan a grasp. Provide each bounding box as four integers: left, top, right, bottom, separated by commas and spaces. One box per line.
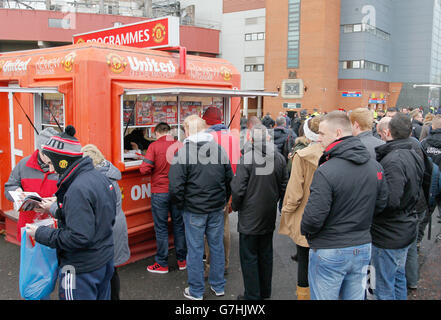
183, 210, 225, 299
371, 244, 410, 300
151, 193, 187, 267
308, 243, 371, 300
406, 214, 422, 288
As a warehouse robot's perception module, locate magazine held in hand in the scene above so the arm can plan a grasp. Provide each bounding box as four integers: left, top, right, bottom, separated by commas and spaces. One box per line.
8, 190, 43, 212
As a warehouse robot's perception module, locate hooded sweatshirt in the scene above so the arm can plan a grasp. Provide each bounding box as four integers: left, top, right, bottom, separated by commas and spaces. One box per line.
169, 131, 233, 214
301, 136, 388, 249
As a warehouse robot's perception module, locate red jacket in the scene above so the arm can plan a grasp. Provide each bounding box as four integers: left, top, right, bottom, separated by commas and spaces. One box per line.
4, 150, 58, 242
139, 135, 183, 193
209, 128, 241, 175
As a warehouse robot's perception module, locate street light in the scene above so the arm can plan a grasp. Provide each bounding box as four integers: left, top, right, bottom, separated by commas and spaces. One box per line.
413, 84, 441, 88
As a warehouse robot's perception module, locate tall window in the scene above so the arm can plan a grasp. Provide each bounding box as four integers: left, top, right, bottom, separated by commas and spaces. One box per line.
287, 0, 301, 68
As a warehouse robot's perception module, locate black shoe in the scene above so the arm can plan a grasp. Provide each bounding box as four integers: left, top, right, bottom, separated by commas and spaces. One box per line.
291, 254, 298, 262
237, 294, 246, 300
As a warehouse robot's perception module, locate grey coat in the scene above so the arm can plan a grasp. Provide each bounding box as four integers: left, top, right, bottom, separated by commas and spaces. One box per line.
96, 160, 130, 266
358, 131, 385, 159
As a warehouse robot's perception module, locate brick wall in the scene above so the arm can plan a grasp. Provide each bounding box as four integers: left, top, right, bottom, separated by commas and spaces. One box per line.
223, 0, 265, 13
264, 0, 341, 115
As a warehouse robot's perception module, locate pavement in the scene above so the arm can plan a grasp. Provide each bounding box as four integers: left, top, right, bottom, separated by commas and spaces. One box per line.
407, 212, 441, 300
0, 210, 439, 300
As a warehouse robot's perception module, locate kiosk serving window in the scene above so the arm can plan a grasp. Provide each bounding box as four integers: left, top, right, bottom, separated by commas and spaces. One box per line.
121, 93, 227, 167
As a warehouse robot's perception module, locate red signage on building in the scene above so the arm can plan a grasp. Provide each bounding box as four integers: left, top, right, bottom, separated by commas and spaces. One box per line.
72, 16, 180, 49
342, 91, 362, 97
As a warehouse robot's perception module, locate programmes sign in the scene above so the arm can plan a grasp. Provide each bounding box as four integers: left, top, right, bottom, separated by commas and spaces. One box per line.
72, 16, 180, 49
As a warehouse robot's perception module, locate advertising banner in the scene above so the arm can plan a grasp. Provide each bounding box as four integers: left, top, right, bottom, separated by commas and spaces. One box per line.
73, 16, 180, 49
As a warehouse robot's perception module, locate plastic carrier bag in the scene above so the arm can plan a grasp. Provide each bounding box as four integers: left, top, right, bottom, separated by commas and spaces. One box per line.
19, 219, 58, 300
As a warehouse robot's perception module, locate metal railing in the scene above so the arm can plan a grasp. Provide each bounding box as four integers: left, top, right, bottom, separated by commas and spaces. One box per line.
0, 0, 220, 29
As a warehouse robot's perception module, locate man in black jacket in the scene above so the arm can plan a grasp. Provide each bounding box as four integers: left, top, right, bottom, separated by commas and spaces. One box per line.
273, 116, 296, 161
421, 114, 441, 225
26, 126, 117, 300
421, 114, 441, 166
169, 115, 233, 300
261, 112, 275, 129
301, 111, 388, 300
410, 109, 424, 140
373, 113, 425, 300
231, 124, 288, 300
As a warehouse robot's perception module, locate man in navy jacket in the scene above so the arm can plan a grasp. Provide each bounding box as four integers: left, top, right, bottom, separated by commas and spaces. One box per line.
27, 125, 116, 300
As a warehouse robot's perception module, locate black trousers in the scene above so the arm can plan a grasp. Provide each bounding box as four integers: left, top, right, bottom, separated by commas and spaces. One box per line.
110, 267, 120, 301
239, 232, 273, 300
296, 245, 309, 287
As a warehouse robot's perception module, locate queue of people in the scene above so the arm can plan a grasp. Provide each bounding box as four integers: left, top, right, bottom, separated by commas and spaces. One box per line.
4, 105, 440, 301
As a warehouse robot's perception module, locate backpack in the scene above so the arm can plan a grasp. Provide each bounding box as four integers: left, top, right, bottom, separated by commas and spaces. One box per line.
282, 131, 295, 161
286, 139, 308, 177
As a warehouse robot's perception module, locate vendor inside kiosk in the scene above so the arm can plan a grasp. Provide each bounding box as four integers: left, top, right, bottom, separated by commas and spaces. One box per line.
121, 88, 230, 166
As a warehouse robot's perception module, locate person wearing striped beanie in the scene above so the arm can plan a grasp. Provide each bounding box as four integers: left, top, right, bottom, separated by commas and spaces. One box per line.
41, 125, 83, 175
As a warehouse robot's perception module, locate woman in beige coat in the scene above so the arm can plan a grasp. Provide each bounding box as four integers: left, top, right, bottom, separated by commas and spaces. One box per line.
279, 116, 323, 300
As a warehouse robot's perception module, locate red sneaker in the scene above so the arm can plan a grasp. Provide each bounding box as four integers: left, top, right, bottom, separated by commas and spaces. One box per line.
177, 260, 187, 271
147, 262, 168, 274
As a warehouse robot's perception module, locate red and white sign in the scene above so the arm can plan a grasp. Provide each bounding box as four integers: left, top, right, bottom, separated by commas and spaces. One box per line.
72, 16, 180, 49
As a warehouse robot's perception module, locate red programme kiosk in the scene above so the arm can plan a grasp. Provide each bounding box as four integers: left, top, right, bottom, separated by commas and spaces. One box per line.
0, 42, 277, 264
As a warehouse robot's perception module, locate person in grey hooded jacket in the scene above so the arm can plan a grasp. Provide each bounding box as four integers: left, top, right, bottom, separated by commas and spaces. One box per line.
349, 107, 384, 159
82, 144, 130, 301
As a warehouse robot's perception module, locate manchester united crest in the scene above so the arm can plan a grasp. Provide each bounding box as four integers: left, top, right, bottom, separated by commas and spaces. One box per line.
220, 66, 232, 81
59, 160, 68, 169
106, 53, 127, 74
152, 23, 167, 44
62, 52, 76, 72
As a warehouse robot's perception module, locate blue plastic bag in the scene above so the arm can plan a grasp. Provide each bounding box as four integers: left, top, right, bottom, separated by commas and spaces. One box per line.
19, 228, 58, 300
